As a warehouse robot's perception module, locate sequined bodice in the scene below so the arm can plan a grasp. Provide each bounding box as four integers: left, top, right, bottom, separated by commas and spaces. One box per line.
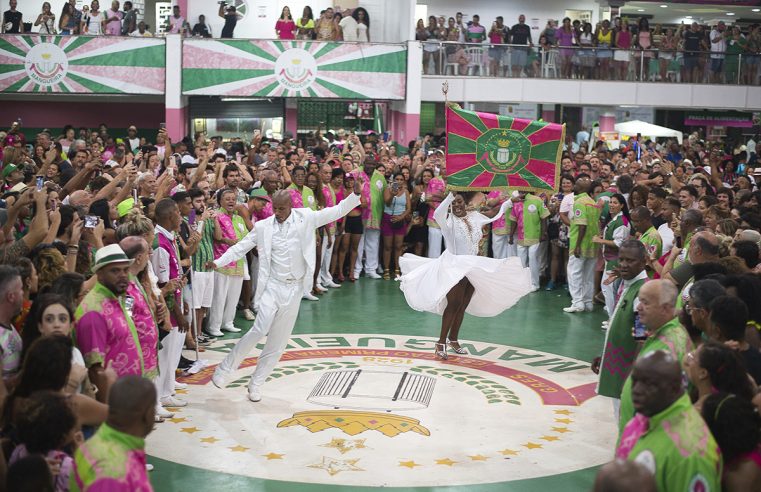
449, 213, 482, 255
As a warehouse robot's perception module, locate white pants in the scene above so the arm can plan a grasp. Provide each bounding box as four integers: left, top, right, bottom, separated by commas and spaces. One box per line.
491, 232, 517, 259
249, 255, 259, 310
537, 240, 549, 276
353, 233, 365, 276
319, 231, 335, 285
216, 278, 302, 389
567, 255, 596, 309
428, 227, 443, 258
602, 270, 618, 318
156, 327, 184, 399
355, 228, 380, 276
208, 272, 244, 331
518, 243, 542, 289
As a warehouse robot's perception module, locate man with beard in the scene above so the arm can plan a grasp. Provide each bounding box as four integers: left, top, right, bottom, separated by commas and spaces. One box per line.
75, 245, 145, 401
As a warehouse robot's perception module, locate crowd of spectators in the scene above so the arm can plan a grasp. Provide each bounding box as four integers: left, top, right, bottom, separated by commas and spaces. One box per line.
0, 115, 760, 489
418, 11, 761, 84
0, 1, 373, 41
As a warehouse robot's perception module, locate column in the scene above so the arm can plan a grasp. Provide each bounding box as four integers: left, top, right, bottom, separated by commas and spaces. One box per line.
389, 41, 422, 145
165, 34, 188, 142
285, 99, 298, 139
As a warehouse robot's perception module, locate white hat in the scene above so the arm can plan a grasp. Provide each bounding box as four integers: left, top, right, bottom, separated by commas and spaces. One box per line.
92, 244, 133, 273
181, 155, 197, 165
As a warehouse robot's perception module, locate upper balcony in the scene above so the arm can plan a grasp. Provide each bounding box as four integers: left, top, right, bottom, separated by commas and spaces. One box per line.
418, 41, 761, 110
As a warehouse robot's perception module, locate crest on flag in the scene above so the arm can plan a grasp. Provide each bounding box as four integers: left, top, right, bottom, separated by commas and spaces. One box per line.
445, 104, 564, 193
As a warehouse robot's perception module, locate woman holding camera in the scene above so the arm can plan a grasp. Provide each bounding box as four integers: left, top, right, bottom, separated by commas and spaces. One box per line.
382, 173, 411, 280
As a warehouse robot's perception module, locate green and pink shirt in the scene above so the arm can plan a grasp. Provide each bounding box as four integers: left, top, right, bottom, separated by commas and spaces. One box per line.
509, 194, 550, 246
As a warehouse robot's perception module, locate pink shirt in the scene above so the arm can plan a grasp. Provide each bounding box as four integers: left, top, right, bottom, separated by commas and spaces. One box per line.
276, 19, 296, 39
105, 9, 123, 36
487, 190, 508, 231
426, 178, 445, 227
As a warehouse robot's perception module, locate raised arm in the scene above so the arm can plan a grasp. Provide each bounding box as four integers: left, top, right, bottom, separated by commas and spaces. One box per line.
213, 225, 258, 268
313, 192, 361, 229
433, 192, 455, 226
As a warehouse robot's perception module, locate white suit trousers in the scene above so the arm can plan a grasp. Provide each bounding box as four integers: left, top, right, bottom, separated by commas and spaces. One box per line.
428, 227, 443, 258
353, 233, 365, 276
355, 228, 380, 276
602, 271, 619, 318
216, 278, 302, 389
156, 327, 184, 399
208, 272, 244, 331
567, 255, 596, 309
518, 243, 542, 289
319, 231, 335, 285
492, 232, 517, 259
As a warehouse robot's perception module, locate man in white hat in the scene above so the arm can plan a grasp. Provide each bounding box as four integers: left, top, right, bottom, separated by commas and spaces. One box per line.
74, 244, 143, 402
207, 185, 362, 403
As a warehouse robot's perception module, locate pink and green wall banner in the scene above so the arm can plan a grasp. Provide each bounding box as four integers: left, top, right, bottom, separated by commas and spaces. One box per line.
182, 39, 407, 100
0, 34, 165, 94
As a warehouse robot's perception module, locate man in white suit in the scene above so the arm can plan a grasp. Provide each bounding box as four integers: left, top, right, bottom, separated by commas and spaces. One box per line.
207, 183, 362, 402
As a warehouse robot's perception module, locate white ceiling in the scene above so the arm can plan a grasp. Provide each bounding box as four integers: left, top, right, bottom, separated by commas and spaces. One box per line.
619, 1, 761, 25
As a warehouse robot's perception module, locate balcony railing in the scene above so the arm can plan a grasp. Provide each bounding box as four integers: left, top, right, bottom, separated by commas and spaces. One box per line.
421, 41, 761, 86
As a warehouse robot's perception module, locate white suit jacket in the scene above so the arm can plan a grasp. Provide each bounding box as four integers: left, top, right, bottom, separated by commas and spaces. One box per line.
214, 192, 361, 305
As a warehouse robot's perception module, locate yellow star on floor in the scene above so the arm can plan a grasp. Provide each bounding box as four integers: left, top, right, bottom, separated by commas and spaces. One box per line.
229, 445, 250, 453
554, 409, 572, 415
555, 418, 573, 424
263, 453, 285, 460
468, 454, 489, 461
199, 436, 220, 444
435, 458, 458, 466
180, 427, 200, 434
498, 449, 519, 456
540, 435, 560, 442
398, 460, 422, 469
174, 389, 188, 395
551, 426, 571, 433
308, 457, 363, 476
522, 442, 543, 449
320, 438, 367, 455
168, 417, 187, 424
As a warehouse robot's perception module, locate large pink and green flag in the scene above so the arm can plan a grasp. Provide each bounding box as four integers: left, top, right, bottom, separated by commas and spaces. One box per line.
446, 105, 564, 193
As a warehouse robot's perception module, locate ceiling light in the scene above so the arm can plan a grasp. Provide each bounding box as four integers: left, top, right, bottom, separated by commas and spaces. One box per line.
637, 9, 645, 12
754, 9, 760, 12
727, 12, 735, 16
660, 4, 668, 8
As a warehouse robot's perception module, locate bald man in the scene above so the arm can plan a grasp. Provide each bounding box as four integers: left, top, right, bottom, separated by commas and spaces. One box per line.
615, 351, 720, 492
208, 186, 361, 402
71, 375, 156, 491
617, 280, 693, 433
593, 460, 656, 492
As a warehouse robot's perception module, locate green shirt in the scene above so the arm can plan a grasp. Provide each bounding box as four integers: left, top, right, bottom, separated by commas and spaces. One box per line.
191, 218, 215, 273
639, 226, 663, 278
598, 273, 647, 398
602, 212, 631, 270
673, 232, 692, 270
619, 317, 693, 435
509, 194, 550, 246
569, 193, 601, 258
623, 394, 722, 492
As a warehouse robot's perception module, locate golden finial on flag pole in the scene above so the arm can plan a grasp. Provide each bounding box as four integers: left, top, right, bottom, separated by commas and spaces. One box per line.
442, 81, 449, 104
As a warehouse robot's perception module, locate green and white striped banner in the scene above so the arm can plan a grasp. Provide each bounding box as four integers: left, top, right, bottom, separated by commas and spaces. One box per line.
183, 39, 407, 100
0, 34, 165, 94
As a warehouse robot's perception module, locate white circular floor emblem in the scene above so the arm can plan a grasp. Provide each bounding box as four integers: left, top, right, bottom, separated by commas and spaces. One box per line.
148, 334, 616, 487
275, 48, 318, 92
25, 43, 68, 87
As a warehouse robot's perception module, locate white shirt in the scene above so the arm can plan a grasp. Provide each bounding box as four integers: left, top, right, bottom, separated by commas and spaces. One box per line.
710, 28, 726, 58
559, 193, 575, 215
151, 224, 179, 284
658, 222, 675, 253
339, 16, 358, 42
270, 214, 306, 281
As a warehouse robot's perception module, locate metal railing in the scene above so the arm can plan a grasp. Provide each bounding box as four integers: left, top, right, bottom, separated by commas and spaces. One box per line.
420, 40, 761, 86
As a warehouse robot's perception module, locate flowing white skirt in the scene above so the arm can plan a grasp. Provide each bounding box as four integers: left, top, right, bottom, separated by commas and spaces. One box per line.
398, 250, 533, 317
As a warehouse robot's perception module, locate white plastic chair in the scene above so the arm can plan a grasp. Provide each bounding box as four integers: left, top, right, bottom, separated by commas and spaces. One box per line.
543, 49, 559, 78
465, 46, 489, 76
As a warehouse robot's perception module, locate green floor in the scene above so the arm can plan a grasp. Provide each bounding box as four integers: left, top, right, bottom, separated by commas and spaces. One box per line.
150, 280, 607, 491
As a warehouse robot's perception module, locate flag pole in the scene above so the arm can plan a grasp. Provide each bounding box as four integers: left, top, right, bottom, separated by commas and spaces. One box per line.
442, 81, 449, 105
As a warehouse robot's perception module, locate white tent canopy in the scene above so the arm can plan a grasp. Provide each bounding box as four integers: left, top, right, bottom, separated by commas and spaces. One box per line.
614, 120, 683, 145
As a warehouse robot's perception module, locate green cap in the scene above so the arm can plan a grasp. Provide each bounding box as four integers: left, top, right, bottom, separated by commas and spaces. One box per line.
248, 188, 270, 201
117, 198, 137, 218
1, 164, 18, 179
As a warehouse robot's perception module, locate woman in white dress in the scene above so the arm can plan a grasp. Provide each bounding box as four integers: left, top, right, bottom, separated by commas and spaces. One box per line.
353, 8, 370, 42
80, 1, 102, 36
399, 191, 532, 359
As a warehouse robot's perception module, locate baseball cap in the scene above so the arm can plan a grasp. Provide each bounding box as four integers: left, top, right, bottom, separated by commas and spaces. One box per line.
249, 188, 271, 201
